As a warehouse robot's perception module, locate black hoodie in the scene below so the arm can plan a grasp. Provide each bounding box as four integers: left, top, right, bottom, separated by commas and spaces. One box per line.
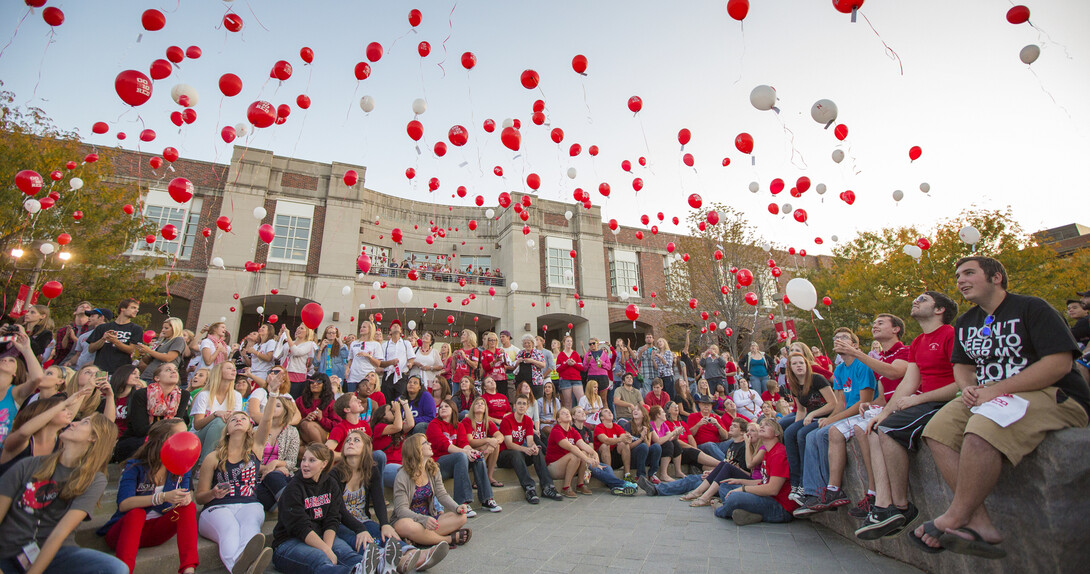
272, 470, 366, 548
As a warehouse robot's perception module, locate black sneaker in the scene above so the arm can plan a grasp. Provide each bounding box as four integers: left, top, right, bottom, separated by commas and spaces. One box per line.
524, 487, 540, 505
854, 506, 906, 541
848, 493, 875, 519
793, 488, 848, 517
887, 502, 920, 537
481, 498, 502, 512
636, 476, 658, 496
788, 485, 805, 505
542, 485, 563, 501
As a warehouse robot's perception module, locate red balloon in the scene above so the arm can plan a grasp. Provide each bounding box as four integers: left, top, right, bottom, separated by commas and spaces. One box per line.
258, 223, 275, 243
14, 170, 43, 196
181, 108, 197, 124
223, 13, 243, 32
149, 59, 172, 80
595, 182, 610, 197
297, 94, 311, 110
391, 228, 403, 244
160, 224, 178, 241
672, 216, 679, 225
164, 45, 184, 64
727, 0, 750, 21
796, 176, 811, 193
300, 47, 314, 64
632, 178, 644, 192
357, 252, 371, 273
216, 216, 231, 231
144, 234, 156, 245
141, 9, 166, 31
735, 132, 754, 154
834, 124, 849, 140
42, 6, 63, 26
1006, 5, 1030, 24
682, 153, 694, 167
840, 190, 856, 205
722, 158, 731, 167
300, 303, 324, 329
160, 431, 201, 475
500, 127, 521, 151
272, 60, 293, 81
406, 120, 424, 141
456, 185, 467, 197
84, 153, 98, 163
56, 233, 71, 246
40, 280, 62, 299
909, 146, 922, 161
448, 125, 468, 146
221, 126, 236, 143
768, 203, 780, 215
569, 143, 581, 156
408, 9, 423, 27
38, 196, 55, 210
737, 268, 754, 287
247, 101, 277, 128
115, 70, 153, 107
432, 142, 446, 157
531, 112, 545, 126
344, 170, 359, 186
417, 41, 431, 58
498, 192, 512, 208
666, 242, 676, 253
366, 42, 383, 62
686, 193, 703, 209
526, 173, 541, 190
428, 177, 440, 190
588, 145, 599, 156
169, 111, 183, 127
640, 214, 650, 226
26, 1, 47, 7
49, 170, 62, 181
823, 296, 833, 306
916, 237, 931, 250
520, 70, 540, 89
793, 209, 808, 223
627, 96, 643, 113
461, 52, 477, 70
706, 211, 719, 225
185, 46, 202, 59
770, 178, 785, 194
139, 129, 156, 142
832, 0, 865, 14
267, 313, 277, 323
546, 127, 564, 144
744, 292, 759, 306
689, 298, 699, 309
92, 121, 109, 134
201, 227, 211, 238
162, 147, 179, 163
635, 231, 644, 240
571, 54, 588, 74
123, 204, 136, 216
117, 132, 127, 141
275, 104, 292, 121
354, 62, 372, 80
625, 304, 640, 321
678, 128, 691, 146
168, 177, 193, 203
217, 73, 242, 97
608, 219, 619, 231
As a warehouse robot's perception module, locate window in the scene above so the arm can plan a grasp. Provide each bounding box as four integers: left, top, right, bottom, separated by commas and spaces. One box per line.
405, 251, 448, 266
609, 249, 640, 296
268, 201, 314, 264
664, 253, 690, 299
133, 190, 202, 259
360, 243, 390, 272
546, 237, 575, 288
459, 255, 492, 273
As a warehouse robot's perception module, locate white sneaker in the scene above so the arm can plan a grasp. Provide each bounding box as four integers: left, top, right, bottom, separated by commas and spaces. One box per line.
464, 509, 478, 518
788, 485, 805, 505
481, 498, 502, 512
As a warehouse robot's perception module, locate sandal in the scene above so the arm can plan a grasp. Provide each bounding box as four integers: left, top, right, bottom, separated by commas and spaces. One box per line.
680, 491, 701, 501
906, 521, 945, 554
450, 528, 472, 548
489, 479, 504, 488
689, 498, 713, 507
938, 527, 1007, 560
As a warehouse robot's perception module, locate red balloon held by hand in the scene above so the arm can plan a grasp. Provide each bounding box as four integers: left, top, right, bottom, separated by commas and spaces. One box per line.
160, 431, 200, 475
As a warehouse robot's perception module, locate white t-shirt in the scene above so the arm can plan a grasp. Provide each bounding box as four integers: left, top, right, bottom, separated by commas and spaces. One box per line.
577, 395, 604, 425
249, 340, 278, 378
732, 389, 764, 420
411, 347, 442, 384
346, 340, 383, 383
381, 338, 415, 378
193, 338, 217, 372
287, 341, 318, 375
190, 390, 246, 419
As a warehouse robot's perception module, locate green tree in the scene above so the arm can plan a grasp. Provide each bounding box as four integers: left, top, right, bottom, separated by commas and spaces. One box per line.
806, 208, 1090, 346
1, 88, 169, 323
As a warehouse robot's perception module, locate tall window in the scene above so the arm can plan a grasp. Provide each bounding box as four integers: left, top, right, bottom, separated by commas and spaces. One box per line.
664, 253, 690, 299
459, 255, 492, 273
360, 243, 390, 271
268, 201, 314, 264
133, 190, 202, 259
609, 249, 640, 296
546, 237, 575, 288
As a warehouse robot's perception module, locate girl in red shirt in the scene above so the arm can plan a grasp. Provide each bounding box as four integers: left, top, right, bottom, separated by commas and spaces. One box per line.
554, 336, 584, 410
545, 408, 598, 497
458, 397, 504, 488
426, 400, 500, 513
453, 376, 477, 418
715, 418, 798, 524
481, 377, 510, 428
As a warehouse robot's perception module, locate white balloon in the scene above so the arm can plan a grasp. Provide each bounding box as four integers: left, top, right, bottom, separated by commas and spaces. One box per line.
831, 235, 839, 242
563, 269, 574, 280
1020, 44, 1040, 65
253, 207, 267, 219
619, 291, 630, 301
892, 190, 904, 202
358, 303, 366, 309
256, 306, 264, 314
397, 286, 413, 304
748, 181, 760, 193
510, 282, 518, 292
749, 85, 777, 111
815, 183, 827, 195
294, 297, 300, 303
342, 285, 352, 296
959, 225, 981, 245
920, 182, 931, 193
810, 99, 838, 124
718, 321, 727, 330
903, 245, 922, 260
502, 118, 514, 129
170, 83, 199, 107
781, 203, 793, 214
785, 277, 818, 311
24, 199, 41, 214
484, 208, 495, 218
831, 149, 845, 164
220, 317, 227, 322
526, 239, 535, 248
39, 243, 54, 255
359, 96, 376, 113
564, 211, 573, 221
211, 256, 225, 268
234, 123, 249, 137
69, 177, 83, 191
760, 241, 772, 252
372, 281, 381, 291
566, 167, 577, 179
407, 320, 417, 330
411, 98, 427, 115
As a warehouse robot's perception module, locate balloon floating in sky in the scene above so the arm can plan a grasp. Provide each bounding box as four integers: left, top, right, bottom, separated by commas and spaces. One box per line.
1019, 44, 1040, 65
959, 226, 981, 245
811, 99, 838, 125
749, 85, 776, 111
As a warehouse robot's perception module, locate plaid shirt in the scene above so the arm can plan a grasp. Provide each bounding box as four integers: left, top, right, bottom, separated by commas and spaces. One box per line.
638, 346, 657, 382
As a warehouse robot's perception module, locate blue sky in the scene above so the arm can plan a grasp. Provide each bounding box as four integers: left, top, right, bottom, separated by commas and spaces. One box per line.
2, 0, 1087, 253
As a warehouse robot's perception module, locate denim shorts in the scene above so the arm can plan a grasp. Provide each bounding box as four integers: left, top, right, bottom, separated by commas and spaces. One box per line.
558, 379, 581, 391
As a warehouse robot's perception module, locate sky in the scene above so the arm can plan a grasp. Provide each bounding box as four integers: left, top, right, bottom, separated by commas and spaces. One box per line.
1, 0, 1087, 254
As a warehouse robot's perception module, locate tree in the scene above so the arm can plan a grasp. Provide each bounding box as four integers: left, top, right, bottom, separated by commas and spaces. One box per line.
0, 88, 170, 323
805, 207, 1090, 347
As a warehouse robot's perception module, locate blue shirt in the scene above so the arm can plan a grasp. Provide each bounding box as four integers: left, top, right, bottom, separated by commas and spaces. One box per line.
832, 358, 877, 410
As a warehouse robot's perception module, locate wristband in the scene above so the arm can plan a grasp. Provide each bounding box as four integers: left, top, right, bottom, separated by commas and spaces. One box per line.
741, 485, 746, 493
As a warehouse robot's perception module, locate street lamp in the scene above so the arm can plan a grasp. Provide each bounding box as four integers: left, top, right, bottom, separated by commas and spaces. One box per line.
58, 252, 71, 262
6, 240, 71, 293
10, 248, 24, 258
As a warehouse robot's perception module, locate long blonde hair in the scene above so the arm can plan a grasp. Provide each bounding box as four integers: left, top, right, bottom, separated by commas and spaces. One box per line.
583, 380, 602, 409
32, 413, 116, 500
213, 411, 255, 474
68, 365, 103, 419
162, 317, 185, 344
206, 362, 238, 412
402, 433, 439, 479
25, 304, 54, 337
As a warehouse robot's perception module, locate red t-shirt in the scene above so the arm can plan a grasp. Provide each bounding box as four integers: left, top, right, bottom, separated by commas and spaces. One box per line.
368, 391, 386, 407
459, 417, 499, 442
556, 351, 583, 380
499, 413, 534, 451
482, 349, 508, 381
815, 355, 833, 372
877, 342, 912, 400
426, 419, 468, 460
685, 412, 724, 445
328, 418, 372, 452
760, 391, 782, 404
643, 390, 670, 409
762, 442, 798, 512
372, 422, 403, 464
593, 422, 626, 451
908, 324, 956, 395
812, 363, 834, 380
483, 392, 511, 421
546, 423, 582, 464
665, 419, 691, 443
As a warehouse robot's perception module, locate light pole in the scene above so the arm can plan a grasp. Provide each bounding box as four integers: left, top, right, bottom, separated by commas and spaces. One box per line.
8, 241, 72, 294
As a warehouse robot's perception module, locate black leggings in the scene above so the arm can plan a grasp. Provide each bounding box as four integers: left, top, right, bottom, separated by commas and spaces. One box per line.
661, 440, 701, 465
706, 460, 750, 484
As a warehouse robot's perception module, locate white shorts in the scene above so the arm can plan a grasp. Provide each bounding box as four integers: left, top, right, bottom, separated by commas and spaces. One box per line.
831, 406, 882, 440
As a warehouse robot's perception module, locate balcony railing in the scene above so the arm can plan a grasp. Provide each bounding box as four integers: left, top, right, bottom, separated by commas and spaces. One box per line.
361, 265, 506, 287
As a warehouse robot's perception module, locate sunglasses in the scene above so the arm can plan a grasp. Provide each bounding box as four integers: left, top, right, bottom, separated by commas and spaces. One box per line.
979, 314, 996, 337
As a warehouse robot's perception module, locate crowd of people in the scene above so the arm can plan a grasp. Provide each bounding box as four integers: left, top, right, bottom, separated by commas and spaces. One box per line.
366, 258, 505, 287
0, 256, 1086, 572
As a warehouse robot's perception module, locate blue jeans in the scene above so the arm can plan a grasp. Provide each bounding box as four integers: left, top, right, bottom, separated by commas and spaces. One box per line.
654, 473, 703, 496
383, 463, 402, 489
337, 522, 413, 554
438, 452, 492, 504
631, 442, 658, 478
783, 415, 819, 487
714, 483, 792, 523
273, 537, 363, 574
0, 546, 127, 574
410, 421, 429, 435
589, 463, 624, 488
748, 375, 768, 395
697, 440, 733, 461
557, 379, 581, 391
257, 469, 291, 511
802, 425, 832, 496
607, 382, 618, 415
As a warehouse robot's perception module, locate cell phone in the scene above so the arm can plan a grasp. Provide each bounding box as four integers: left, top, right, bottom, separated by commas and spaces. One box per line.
216, 481, 230, 492
95, 371, 108, 383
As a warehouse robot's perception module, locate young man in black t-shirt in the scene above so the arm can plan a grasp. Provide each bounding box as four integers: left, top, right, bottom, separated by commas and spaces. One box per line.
911, 257, 1090, 559
86, 298, 144, 375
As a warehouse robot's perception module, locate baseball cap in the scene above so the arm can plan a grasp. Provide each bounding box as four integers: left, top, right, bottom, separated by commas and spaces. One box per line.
696, 394, 716, 404
390, 319, 402, 327
85, 308, 114, 321
500, 330, 512, 338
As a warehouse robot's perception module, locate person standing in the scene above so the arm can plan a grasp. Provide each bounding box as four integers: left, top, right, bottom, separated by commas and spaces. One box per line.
86, 299, 143, 376
316, 326, 349, 382
63, 308, 110, 370
499, 331, 519, 402
345, 320, 383, 394
740, 342, 773, 395
636, 333, 657, 395
378, 322, 415, 402
51, 301, 92, 366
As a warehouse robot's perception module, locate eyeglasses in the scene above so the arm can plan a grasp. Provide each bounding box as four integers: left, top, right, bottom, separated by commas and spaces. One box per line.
979, 314, 996, 337
913, 295, 930, 304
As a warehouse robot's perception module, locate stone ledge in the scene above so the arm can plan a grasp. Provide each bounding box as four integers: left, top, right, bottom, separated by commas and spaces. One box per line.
811, 426, 1089, 574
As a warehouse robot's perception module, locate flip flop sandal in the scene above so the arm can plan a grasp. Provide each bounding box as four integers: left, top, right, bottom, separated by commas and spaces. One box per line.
906, 521, 945, 554
689, 498, 713, 507
450, 528, 472, 547
489, 479, 504, 487
938, 528, 1007, 560
680, 491, 701, 501
417, 541, 448, 571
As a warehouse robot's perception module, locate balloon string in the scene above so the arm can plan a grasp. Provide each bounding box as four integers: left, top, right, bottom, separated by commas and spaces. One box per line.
1028, 67, 1074, 123
243, 0, 271, 32
0, 8, 30, 62
810, 310, 829, 359
859, 13, 903, 76
580, 81, 593, 124
775, 115, 808, 170
419, 59, 428, 102
345, 82, 360, 123
1031, 23, 1074, 60
27, 29, 55, 105
732, 22, 746, 85
435, 2, 458, 79
637, 115, 656, 176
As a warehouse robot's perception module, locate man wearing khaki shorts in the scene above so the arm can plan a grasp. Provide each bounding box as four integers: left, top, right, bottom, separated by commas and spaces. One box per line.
911, 257, 1090, 559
